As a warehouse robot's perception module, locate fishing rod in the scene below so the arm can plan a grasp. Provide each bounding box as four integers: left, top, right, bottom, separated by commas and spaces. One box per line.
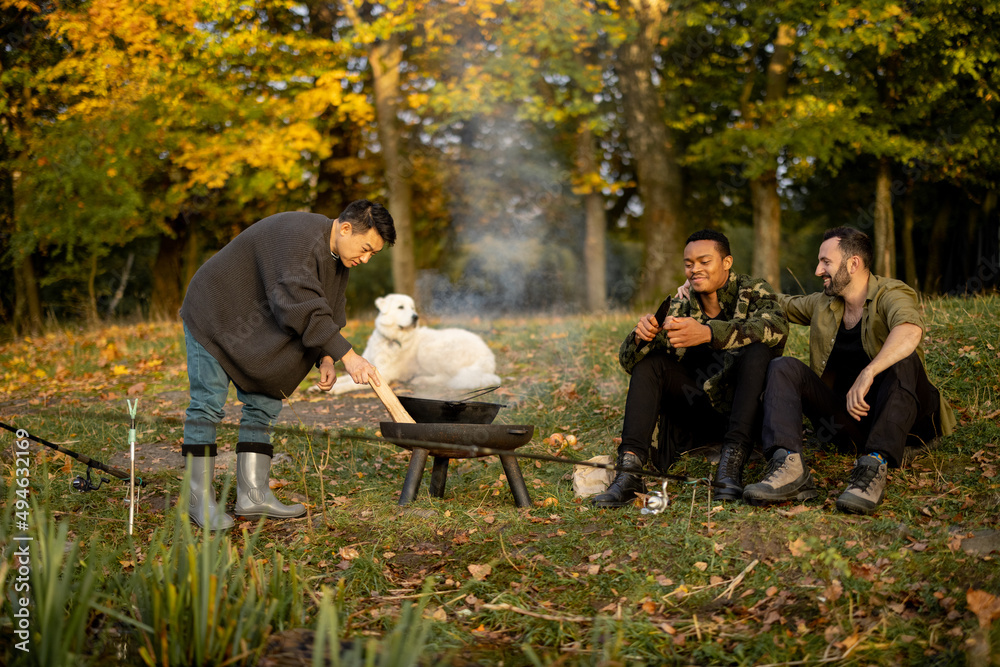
2, 413, 707, 511
0, 421, 146, 491
338, 431, 712, 514
336, 432, 721, 487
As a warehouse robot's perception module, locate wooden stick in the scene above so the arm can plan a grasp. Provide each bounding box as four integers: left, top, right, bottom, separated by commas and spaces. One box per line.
714, 558, 759, 601
367, 371, 416, 423
482, 603, 593, 624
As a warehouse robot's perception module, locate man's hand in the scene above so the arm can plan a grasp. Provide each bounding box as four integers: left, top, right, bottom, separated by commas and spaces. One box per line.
844, 323, 921, 420
634, 313, 667, 343
846, 367, 875, 420
341, 349, 379, 386
664, 317, 712, 348
675, 279, 691, 301
316, 356, 337, 391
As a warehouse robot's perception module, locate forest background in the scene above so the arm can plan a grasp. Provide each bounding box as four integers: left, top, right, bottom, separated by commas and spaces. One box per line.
2, 0, 999, 333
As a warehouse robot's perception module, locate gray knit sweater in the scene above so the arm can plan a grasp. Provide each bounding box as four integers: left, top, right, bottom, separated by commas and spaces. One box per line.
180, 212, 354, 399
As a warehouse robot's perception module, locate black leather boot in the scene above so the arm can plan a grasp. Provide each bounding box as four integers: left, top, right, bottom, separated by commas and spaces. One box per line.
714, 441, 751, 501
591, 452, 647, 508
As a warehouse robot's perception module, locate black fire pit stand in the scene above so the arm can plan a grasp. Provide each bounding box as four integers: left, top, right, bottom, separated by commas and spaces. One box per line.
397, 447, 532, 508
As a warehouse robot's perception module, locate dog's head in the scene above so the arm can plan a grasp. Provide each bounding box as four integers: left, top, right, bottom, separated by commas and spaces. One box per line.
374, 294, 420, 339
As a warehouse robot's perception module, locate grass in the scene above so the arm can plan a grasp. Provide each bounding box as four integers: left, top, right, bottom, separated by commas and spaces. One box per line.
1, 295, 999, 665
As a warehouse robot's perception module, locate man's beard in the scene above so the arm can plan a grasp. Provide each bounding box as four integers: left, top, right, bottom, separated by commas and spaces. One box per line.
823, 263, 850, 296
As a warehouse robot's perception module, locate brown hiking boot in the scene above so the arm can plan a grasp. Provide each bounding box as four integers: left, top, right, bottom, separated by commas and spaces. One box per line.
742, 448, 818, 505
836, 455, 888, 515
591, 452, 647, 508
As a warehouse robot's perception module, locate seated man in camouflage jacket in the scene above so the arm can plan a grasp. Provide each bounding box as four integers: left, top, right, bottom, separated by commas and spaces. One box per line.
593, 229, 789, 507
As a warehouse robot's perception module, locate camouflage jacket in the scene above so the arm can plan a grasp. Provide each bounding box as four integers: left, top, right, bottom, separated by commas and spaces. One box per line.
618, 272, 789, 412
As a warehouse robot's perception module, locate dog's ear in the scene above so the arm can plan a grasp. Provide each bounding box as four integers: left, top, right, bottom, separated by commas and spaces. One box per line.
375, 296, 385, 311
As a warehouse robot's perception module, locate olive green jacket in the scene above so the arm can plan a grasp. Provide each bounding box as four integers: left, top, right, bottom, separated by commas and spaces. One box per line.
778, 273, 956, 435
619, 272, 789, 413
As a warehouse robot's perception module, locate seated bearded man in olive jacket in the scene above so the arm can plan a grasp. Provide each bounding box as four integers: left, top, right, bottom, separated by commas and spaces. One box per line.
743, 226, 956, 514
593, 229, 789, 508
179, 199, 395, 530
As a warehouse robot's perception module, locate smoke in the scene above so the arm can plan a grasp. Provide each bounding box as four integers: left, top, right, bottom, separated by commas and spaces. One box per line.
418, 114, 583, 315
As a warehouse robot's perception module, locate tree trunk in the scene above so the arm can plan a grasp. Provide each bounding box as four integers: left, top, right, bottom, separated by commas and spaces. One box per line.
925, 196, 951, 293
106, 252, 134, 318
85, 252, 100, 324
150, 234, 185, 319
750, 175, 781, 288
13, 254, 43, 334
370, 37, 416, 298
901, 193, 919, 291
873, 157, 896, 278
578, 126, 607, 313
617, 0, 684, 302
749, 23, 795, 289
584, 192, 607, 312
183, 226, 201, 295
340, 3, 416, 298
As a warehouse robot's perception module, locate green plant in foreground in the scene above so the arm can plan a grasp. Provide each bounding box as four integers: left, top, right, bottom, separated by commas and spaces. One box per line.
311, 580, 435, 667
125, 475, 306, 666
2, 500, 105, 667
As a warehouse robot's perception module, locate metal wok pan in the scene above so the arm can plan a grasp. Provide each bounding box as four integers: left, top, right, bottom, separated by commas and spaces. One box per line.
397, 395, 503, 424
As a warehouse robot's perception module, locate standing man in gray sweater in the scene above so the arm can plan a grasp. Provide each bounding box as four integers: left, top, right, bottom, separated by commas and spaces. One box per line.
179, 199, 395, 530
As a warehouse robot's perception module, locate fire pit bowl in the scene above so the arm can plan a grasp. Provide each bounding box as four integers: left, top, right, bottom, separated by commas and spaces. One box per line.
379, 422, 533, 457
380, 422, 535, 507
396, 396, 502, 424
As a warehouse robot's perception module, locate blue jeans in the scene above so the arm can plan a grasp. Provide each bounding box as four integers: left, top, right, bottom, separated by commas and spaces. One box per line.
182, 322, 282, 448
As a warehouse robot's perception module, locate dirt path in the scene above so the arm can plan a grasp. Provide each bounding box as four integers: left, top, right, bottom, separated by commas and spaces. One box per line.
2, 388, 394, 476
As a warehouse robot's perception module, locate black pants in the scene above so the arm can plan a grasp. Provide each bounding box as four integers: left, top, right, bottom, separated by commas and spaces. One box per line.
761, 353, 940, 468
619, 342, 772, 462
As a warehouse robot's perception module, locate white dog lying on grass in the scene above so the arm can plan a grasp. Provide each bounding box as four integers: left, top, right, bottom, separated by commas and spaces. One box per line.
314, 293, 501, 394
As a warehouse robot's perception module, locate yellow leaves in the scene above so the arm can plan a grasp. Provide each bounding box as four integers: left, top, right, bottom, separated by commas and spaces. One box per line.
98, 341, 120, 367
571, 171, 606, 196
788, 537, 811, 557
338, 546, 360, 561
967, 589, 1000, 628
111, 364, 129, 376
836, 632, 862, 651
407, 92, 431, 109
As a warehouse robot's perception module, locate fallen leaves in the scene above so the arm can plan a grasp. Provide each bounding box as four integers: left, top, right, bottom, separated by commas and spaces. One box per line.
967, 589, 1000, 628
788, 537, 811, 557
776, 505, 811, 518
338, 546, 360, 561
836, 632, 862, 651
823, 579, 844, 603
468, 563, 492, 581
